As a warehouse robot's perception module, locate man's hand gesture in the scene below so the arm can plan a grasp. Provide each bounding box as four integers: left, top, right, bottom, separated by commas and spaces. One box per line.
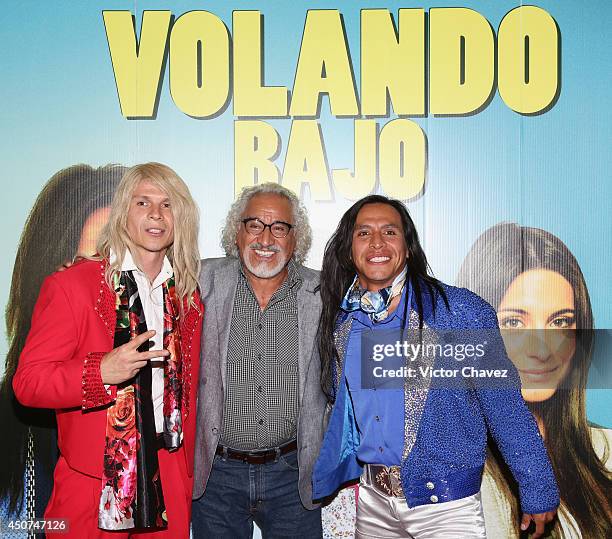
100, 330, 169, 384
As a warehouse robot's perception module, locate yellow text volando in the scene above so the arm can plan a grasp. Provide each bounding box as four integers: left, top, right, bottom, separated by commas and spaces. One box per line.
103, 7, 559, 118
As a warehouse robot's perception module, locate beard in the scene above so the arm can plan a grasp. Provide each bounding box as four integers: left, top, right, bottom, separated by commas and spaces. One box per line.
242, 242, 290, 278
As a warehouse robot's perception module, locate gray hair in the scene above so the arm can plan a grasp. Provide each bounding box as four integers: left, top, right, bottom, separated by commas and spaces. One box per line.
221, 183, 312, 264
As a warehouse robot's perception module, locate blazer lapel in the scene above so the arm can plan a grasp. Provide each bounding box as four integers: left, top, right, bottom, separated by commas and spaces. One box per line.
93, 261, 117, 341
402, 284, 437, 461
296, 270, 320, 405
212, 258, 240, 391
179, 292, 204, 418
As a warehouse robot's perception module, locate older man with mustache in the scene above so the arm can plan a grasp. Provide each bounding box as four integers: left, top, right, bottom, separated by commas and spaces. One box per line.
191, 183, 326, 538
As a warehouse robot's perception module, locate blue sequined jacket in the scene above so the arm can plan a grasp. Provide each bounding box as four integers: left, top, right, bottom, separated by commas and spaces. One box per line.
312, 283, 559, 514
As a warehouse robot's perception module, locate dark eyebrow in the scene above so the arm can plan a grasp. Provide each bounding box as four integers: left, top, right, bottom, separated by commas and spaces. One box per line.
498, 307, 576, 320
354, 223, 401, 229
548, 308, 575, 319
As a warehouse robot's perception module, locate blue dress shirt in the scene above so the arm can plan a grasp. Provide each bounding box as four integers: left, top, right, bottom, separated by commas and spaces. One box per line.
343, 286, 411, 466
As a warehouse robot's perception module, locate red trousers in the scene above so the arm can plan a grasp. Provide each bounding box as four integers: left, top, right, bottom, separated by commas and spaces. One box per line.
45, 447, 192, 538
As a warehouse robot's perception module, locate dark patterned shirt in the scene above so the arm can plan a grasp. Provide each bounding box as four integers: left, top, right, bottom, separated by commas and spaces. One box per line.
220, 261, 301, 450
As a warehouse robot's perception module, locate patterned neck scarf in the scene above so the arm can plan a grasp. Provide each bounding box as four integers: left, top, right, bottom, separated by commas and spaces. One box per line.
98, 271, 183, 531
341, 266, 408, 322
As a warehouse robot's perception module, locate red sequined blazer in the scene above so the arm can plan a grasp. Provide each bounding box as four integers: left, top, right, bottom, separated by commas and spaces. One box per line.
13, 259, 203, 481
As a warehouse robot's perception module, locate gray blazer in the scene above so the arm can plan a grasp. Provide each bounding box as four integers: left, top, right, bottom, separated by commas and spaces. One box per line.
192, 257, 327, 510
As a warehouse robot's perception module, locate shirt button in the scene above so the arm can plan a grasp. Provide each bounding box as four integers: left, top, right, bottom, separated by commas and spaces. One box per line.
258, 323, 262, 329
257, 354, 262, 360
258, 419, 264, 425
375, 416, 380, 421
379, 447, 384, 453
257, 386, 263, 392
430, 495, 438, 503
426, 481, 434, 490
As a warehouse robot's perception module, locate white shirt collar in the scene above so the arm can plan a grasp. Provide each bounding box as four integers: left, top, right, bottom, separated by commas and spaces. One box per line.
111, 249, 173, 288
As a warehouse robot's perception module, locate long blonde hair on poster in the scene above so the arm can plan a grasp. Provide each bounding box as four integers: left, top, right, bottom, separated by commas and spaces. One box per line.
96, 163, 201, 313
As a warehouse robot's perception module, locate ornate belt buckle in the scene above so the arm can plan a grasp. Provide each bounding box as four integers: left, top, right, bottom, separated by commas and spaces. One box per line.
374, 465, 403, 497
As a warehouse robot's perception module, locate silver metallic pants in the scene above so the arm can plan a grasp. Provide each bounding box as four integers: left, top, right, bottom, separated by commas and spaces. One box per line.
355, 465, 487, 538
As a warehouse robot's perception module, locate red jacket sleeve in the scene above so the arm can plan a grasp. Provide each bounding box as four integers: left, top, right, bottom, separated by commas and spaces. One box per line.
13, 274, 113, 410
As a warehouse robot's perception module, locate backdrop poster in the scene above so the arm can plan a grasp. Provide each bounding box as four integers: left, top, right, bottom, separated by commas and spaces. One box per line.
1, 1, 610, 537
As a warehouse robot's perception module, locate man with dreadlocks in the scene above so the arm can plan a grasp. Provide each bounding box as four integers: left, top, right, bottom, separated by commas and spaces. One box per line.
312, 196, 559, 539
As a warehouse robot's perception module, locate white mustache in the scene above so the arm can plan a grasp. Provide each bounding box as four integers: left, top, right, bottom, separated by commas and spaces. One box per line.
250, 243, 281, 253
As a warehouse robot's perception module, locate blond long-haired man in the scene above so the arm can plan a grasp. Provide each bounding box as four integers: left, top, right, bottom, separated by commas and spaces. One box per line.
13, 163, 203, 538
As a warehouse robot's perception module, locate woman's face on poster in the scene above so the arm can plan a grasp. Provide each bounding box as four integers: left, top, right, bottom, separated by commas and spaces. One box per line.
497, 269, 577, 402
77, 206, 111, 256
